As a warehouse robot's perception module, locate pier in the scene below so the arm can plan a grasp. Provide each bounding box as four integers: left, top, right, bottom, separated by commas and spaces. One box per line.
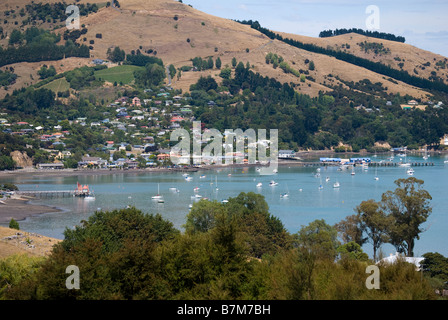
279, 161, 435, 167
15, 182, 93, 198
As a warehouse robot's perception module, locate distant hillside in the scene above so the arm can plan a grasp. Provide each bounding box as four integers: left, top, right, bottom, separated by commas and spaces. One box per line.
0, 0, 446, 100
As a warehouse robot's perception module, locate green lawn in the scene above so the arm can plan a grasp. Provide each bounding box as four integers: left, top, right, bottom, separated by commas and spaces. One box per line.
94, 65, 143, 84
40, 77, 70, 93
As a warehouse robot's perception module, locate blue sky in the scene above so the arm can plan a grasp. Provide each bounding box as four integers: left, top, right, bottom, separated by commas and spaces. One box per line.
185, 0, 448, 57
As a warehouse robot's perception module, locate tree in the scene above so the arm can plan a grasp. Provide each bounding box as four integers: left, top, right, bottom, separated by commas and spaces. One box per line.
9, 218, 20, 230
134, 63, 166, 87
8, 29, 23, 45
207, 57, 214, 69
107, 46, 125, 63
421, 252, 448, 290
334, 214, 365, 245
308, 61, 315, 71
356, 199, 392, 261
190, 75, 217, 92
295, 219, 340, 261
184, 200, 224, 234
215, 57, 222, 69
219, 67, 231, 80
381, 177, 432, 257
168, 64, 176, 78
231, 57, 237, 68
337, 241, 369, 261
0, 155, 15, 170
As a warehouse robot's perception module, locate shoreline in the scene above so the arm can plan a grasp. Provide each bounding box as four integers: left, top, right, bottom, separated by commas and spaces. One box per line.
0, 197, 62, 224
0, 149, 446, 179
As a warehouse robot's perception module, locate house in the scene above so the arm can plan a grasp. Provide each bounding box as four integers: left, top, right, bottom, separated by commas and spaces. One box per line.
377, 252, 424, 271
125, 160, 139, 169
171, 116, 184, 123
279, 150, 295, 158
132, 97, 141, 107
440, 134, 448, 146
92, 59, 105, 65
37, 163, 65, 170
400, 104, 427, 111
157, 153, 170, 162
78, 156, 108, 168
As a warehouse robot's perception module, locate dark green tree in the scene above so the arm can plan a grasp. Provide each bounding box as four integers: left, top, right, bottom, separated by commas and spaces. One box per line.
381, 177, 432, 257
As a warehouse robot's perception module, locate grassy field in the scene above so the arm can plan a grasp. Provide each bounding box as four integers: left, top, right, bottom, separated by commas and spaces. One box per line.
40, 77, 70, 93
94, 65, 143, 84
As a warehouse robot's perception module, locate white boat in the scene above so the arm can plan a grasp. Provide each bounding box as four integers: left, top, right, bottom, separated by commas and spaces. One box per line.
407, 168, 415, 176
325, 176, 330, 182
351, 170, 355, 176
200, 175, 206, 179
399, 162, 411, 167
221, 199, 229, 204
194, 187, 200, 192
256, 182, 263, 188
185, 176, 193, 181
273, 168, 278, 173
318, 185, 323, 190
269, 180, 278, 186
280, 192, 289, 198
152, 184, 163, 200
333, 182, 340, 188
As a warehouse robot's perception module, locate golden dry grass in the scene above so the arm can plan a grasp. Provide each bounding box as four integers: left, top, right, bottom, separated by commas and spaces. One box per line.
0, 0, 444, 99
0, 226, 60, 259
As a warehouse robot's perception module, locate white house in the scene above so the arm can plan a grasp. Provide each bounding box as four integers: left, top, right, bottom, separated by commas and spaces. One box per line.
279, 150, 295, 158
377, 252, 424, 271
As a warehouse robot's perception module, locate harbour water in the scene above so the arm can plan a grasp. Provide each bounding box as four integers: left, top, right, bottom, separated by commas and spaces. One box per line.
1, 153, 448, 258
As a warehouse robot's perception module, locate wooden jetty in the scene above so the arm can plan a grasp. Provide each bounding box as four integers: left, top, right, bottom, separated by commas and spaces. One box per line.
279, 161, 435, 167
16, 182, 93, 198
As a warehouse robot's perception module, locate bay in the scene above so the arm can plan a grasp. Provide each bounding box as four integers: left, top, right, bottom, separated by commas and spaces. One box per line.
1, 153, 447, 259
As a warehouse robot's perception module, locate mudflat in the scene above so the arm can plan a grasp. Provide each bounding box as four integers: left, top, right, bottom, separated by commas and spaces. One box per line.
0, 198, 61, 224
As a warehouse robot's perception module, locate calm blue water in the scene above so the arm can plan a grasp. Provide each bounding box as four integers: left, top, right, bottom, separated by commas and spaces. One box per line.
1, 154, 447, 258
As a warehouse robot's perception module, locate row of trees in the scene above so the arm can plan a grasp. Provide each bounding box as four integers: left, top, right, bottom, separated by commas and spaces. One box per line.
0, 28, 89, 67
238, 20, 448, 94
0, 181, 443, 300
319, 28, 406, 43
191, 56, 222, 71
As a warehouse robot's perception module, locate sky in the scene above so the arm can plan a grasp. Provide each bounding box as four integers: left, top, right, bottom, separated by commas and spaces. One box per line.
185, 0, 448, 57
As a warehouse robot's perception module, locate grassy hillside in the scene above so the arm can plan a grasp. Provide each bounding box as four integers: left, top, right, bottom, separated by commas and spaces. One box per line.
40, 76, 70, 92
0, 0, 446, 99
94, 64, 143, 84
